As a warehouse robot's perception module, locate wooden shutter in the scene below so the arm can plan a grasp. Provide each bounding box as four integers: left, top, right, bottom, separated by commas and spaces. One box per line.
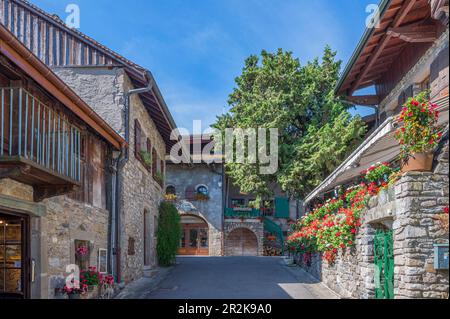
274, 197, 290, 218
134, 120, 142, 159
152, 148, 157, 178
146, 138, 152, 153
430, 48, 449, 99
395, 85, 414, 114
185, 186, 196, 200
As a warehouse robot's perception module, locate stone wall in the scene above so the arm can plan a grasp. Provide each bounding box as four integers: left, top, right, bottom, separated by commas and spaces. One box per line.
119, 73, 166, 283
52, 67, 126, 138
43, 196, 110, 298
166, 164, 223, 256
53, 66, 167, 284
0, 178, 110, 299
296, 140, 449, 299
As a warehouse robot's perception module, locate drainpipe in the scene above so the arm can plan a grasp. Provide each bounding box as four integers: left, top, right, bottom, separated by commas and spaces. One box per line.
114, 70, 155, 284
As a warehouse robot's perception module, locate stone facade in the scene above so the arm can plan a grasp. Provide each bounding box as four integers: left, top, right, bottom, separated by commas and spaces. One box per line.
52, 66, 166, 284
296, 140, 449, 299
0, 176, 110, 299
166, 164, 223, 256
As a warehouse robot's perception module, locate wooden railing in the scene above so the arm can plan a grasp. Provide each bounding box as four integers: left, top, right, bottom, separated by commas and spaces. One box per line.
0, 87, 81, 183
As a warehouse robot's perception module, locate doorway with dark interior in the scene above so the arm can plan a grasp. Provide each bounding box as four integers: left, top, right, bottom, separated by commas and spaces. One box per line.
0, 211, 30, 299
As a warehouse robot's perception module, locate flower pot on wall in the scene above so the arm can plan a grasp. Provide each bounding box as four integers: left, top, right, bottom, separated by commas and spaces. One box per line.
401, 152, 434, 173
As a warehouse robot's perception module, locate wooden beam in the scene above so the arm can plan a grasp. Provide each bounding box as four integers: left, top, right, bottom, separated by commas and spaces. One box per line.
33, 184, 79, 202
345, 95, 381, 106
387, 21, 438, 42
350, 0, 418, 94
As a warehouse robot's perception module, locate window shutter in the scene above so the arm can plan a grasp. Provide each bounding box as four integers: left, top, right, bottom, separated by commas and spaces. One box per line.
185, 186, 196, 200
274, 197, 290, 218
146, 138, 152, 153
404, 85, 413, 100
395, 85, 413, 114
134, 120, 142, 159
152, 148, 157, 177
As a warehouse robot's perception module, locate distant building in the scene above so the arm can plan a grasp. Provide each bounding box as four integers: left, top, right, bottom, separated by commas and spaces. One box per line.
166, 136, 298, 257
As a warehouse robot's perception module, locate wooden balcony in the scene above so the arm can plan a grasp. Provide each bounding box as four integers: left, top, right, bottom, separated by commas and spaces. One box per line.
0, 87, 81, 202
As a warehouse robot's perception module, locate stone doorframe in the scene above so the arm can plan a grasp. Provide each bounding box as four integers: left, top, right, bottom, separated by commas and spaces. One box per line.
0, 194, 46, 299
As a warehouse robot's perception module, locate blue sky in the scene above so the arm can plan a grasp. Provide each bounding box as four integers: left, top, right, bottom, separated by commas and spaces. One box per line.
32, 0, 376, 131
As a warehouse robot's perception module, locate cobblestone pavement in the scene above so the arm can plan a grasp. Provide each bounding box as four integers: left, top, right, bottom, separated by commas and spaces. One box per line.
116, 256, 338, 299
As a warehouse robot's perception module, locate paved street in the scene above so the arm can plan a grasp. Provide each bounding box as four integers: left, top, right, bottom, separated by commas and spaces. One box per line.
117, 257, 338, 299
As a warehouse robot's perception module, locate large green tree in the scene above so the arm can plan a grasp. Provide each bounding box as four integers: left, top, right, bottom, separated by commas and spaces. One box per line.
214, 47, 367, 199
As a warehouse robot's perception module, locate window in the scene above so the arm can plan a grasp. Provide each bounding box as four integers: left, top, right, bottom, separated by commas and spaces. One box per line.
196, 185, 209, 196
419, 76, 430, 94
152, 148, 157, 178
166, 185, 176, 195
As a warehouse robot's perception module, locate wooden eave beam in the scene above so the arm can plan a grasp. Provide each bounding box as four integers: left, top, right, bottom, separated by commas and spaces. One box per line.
387, 21, 438, 42
349, 0, 418, 95
345, 95, 380, 106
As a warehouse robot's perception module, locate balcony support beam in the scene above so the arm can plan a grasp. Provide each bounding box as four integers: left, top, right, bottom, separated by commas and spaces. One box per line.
33, 184, 79, 202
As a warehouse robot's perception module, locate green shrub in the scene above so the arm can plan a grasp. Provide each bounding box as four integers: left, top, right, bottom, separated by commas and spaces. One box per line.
156, 202, 182, 266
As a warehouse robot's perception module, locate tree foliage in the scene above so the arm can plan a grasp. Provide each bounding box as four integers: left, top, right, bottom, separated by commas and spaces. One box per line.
156, 202, 182, 267
213, 47, 367, 199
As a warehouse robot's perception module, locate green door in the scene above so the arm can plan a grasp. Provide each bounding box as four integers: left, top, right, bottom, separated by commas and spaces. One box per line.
374, 230, 394, 299
274, 197, 289, 219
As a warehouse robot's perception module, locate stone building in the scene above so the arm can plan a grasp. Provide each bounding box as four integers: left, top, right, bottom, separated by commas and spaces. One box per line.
0, 0, 177, 285
166, 136, 298, 257
296, 0, 449, 299
0, 23, 125, 298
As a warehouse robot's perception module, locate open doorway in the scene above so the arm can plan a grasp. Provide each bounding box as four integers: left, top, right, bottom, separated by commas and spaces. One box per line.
0, 212, 29, 299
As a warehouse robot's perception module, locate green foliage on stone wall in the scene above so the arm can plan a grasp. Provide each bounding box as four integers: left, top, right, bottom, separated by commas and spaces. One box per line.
156, 202, 182, 267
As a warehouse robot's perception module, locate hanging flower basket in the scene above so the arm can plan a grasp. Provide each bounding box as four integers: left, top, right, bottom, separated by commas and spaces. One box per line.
76, 245, 90, 261
394, 91, 443, 172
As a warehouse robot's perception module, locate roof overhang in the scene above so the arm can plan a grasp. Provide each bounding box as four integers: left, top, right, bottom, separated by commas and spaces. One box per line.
0, 24, 126, 150
304, 94, 449, 204
336, 0, 437, 97
11, 0, 177, 153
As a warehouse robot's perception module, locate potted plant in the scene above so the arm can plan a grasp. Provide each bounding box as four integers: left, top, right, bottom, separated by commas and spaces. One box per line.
62, 282, 85, 299
164, 194, 177, 201
394, 91, 443, 172
140, 150, 153, 169
363, 162, 393, 186
99, 274, 116, 299
194, 193, 210, 201
154, 172, 164, 186
75, 245, 90, 262
80, 266, 103, 299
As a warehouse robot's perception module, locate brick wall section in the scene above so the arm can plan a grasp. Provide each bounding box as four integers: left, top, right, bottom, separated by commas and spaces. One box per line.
296, 140, 449, 299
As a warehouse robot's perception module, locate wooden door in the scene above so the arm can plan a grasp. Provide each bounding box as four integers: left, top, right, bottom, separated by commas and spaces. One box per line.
178, 223, 209, 256
225, 228, 258, 256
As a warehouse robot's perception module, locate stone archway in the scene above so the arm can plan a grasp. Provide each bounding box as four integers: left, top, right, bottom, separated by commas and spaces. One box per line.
225, 227, 259, 256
